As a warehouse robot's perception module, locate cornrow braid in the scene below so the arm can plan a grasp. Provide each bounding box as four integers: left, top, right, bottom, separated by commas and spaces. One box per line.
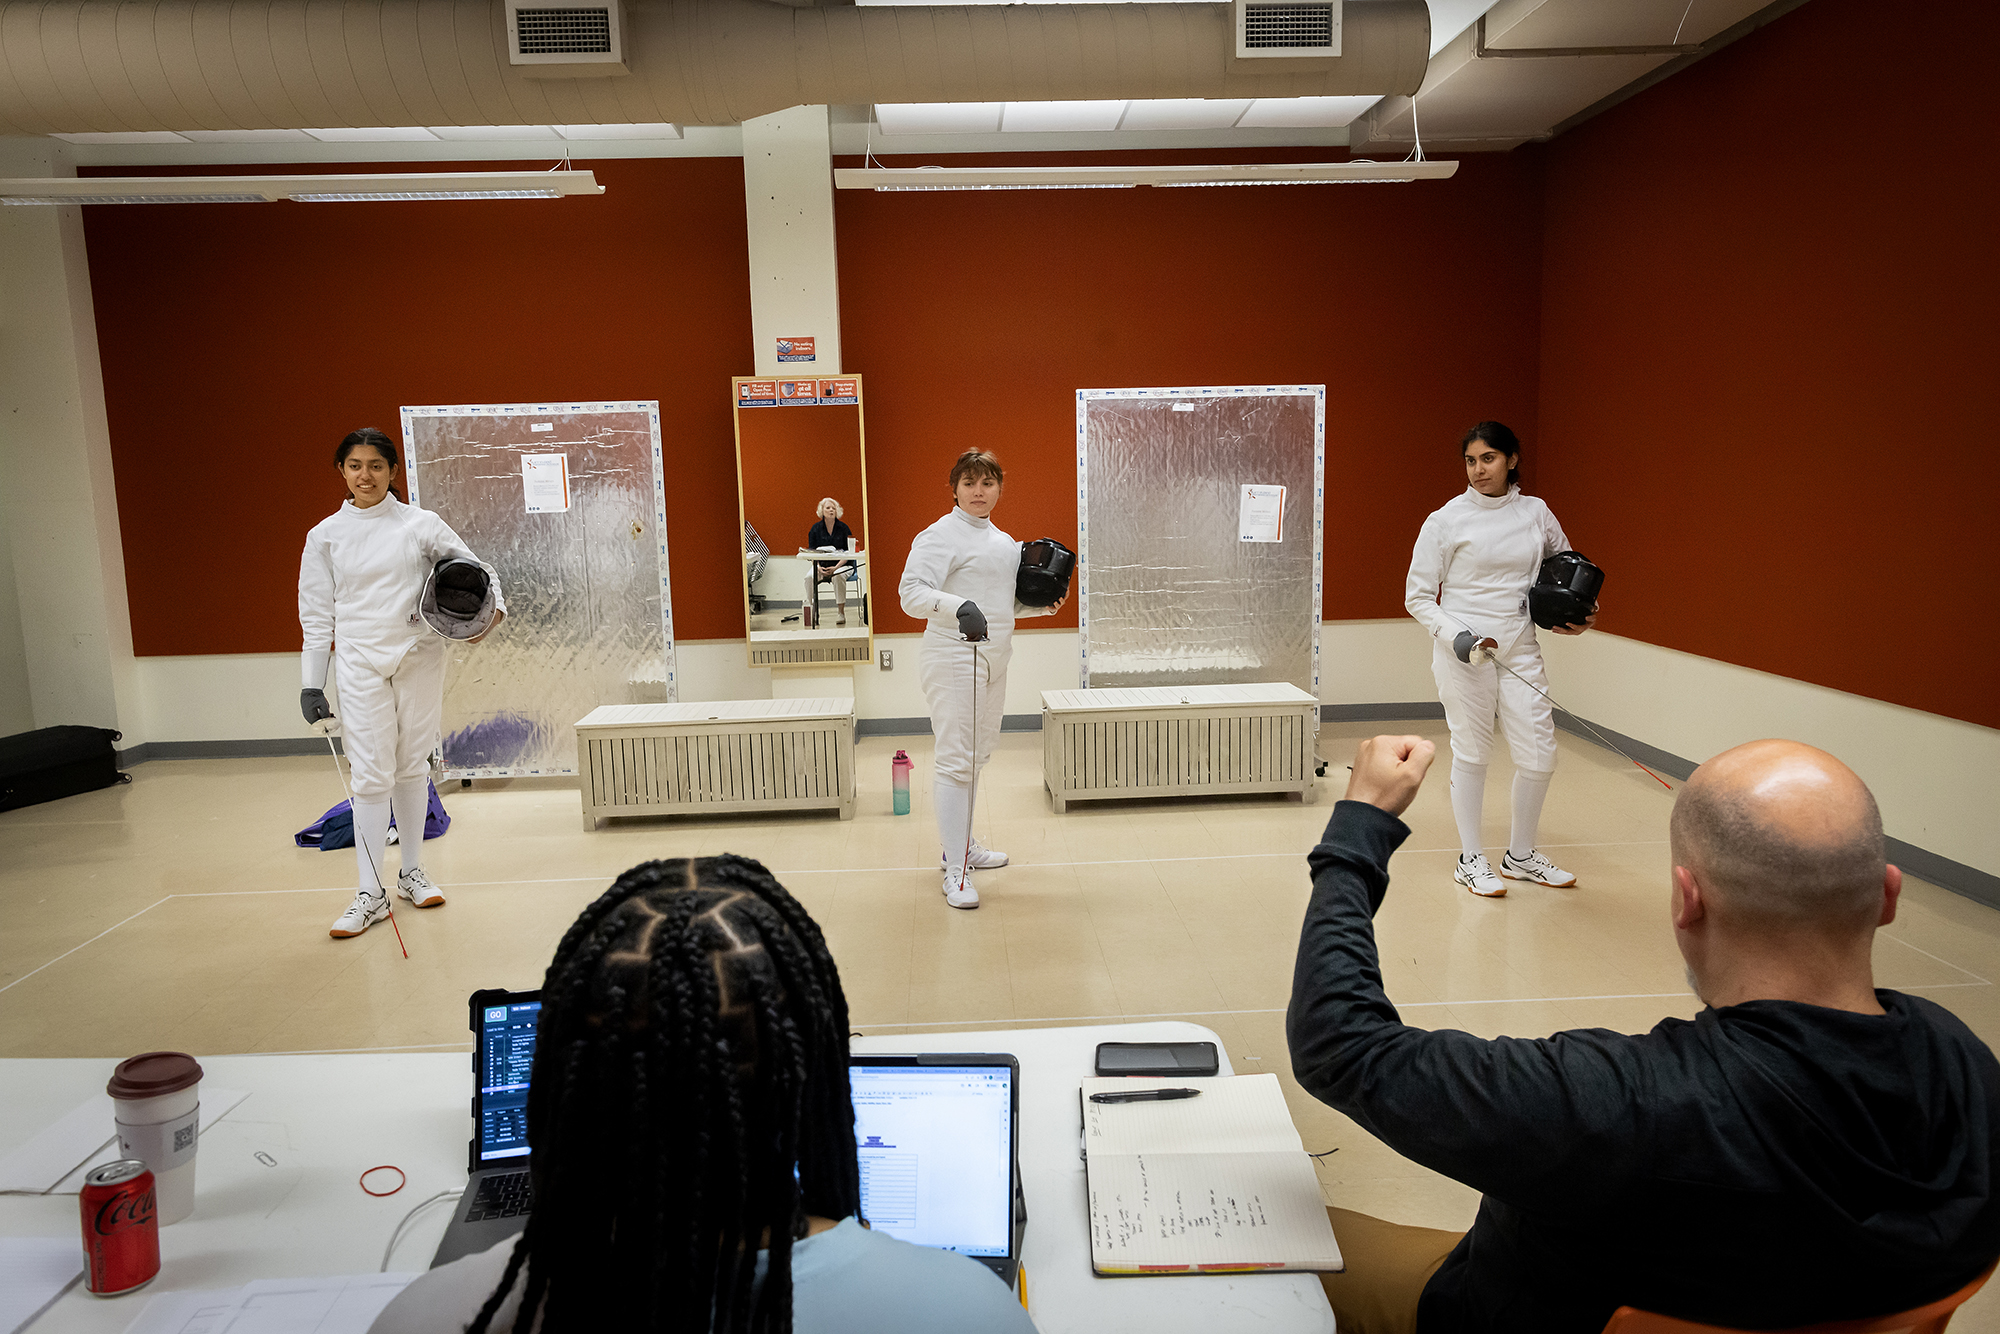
466, 856, 861, 1334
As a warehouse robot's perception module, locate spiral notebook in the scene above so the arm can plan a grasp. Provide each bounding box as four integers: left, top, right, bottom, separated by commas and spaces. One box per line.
1080, 1073, 1343, 1276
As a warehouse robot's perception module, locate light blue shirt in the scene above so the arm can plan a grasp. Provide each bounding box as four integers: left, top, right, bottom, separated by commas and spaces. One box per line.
369, 1217, 1036, 1333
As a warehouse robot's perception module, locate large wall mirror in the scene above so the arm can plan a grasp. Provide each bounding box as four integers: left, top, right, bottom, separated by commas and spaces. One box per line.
733, 376, 873, 670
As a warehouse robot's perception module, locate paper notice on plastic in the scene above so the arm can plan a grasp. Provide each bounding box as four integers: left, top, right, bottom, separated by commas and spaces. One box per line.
522, 454, 570, 514
1239, 485, 1286, 543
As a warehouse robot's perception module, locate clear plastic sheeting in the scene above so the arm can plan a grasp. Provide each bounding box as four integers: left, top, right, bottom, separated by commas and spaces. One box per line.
1077, 387, 1323, 699
401, 402, 673, 779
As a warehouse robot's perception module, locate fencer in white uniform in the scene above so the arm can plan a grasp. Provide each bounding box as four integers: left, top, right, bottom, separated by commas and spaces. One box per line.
899, 451, 1062, 909
299, 429, 505, 938
1404, 422, 1593, 898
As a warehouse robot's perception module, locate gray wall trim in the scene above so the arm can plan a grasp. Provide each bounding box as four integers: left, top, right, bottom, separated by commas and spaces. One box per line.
1320, 702, 1445, 723
854, 714, 1042, 738
120, 738, 339, 764
1550, 710, 1698, 783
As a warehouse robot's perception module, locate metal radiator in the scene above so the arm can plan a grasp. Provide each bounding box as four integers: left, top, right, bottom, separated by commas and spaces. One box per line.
575, 700, 856, 828
1041, 684, 1317, 812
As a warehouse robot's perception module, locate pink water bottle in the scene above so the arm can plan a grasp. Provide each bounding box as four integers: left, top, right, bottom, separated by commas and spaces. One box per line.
891, 750, 912, 815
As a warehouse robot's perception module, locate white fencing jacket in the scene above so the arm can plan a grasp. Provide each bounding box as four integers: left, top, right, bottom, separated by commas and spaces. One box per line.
298, 495, 504, 688
899, 506, 1054, 646
1404, 485, 1569, 657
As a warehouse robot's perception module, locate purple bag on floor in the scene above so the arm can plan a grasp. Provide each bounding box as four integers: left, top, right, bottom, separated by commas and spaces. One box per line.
294, 780, 451, 850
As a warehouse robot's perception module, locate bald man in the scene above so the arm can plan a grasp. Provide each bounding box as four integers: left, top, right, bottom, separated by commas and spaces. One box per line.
1288, 736, 2000, 1334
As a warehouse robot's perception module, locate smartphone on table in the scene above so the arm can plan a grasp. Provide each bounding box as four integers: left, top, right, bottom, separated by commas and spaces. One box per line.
1093, 1041, 1220, 1078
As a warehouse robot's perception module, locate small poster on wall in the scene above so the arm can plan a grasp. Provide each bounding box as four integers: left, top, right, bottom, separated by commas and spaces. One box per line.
777, 336, 816, 363
1239, 484, 1286, 542
523, 453, 571, 513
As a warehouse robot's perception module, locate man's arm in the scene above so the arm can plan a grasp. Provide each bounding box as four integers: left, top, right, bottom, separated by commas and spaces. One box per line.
1287, 738, 1644, 1209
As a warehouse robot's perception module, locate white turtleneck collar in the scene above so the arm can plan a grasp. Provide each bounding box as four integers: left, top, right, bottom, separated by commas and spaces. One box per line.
344, 493, 405, 519
1464, 484, 1520, 510
950, 505, 992, 530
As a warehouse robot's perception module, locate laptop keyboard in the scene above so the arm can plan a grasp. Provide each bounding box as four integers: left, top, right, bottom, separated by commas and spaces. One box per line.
462, 1170, 533, 1223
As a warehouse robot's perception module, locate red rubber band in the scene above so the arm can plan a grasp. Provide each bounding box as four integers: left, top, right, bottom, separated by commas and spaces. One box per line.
359, 1165, 406, 1197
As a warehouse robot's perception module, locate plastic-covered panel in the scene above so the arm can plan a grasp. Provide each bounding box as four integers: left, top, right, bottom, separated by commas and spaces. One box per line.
401, 402, 673, 778
1077, 387, 1323, 699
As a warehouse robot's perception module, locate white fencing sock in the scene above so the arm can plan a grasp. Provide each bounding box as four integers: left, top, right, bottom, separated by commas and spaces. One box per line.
1509, 768, 1555, 861
1450, 760, 1488, 857
935, 779, 973, 875
352, 799, 392, 893
391, 780, 429, 874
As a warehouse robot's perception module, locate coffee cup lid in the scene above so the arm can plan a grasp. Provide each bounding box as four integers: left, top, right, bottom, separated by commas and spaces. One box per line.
107, 1051, 203, 1099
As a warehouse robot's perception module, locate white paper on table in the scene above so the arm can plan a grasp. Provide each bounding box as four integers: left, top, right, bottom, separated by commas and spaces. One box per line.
521, 453, 570, 514
213, 1273, 417, 1334
55, 1089, 254, 1194
0, 1237, 83, 1334
1238, 484, 1286, 543
120, 1289, 240, 1334
0, 1093, 116, 1192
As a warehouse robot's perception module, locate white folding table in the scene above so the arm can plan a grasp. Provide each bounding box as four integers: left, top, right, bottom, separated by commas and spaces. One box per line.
0, 1023, 1332, 1333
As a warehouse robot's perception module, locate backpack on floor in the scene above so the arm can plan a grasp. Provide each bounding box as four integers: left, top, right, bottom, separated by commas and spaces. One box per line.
294, 780, 452, 850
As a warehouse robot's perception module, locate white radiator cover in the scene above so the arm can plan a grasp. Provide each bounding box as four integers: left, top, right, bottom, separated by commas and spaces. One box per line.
1041, 683, 1317, 811
575, 699, 856, 828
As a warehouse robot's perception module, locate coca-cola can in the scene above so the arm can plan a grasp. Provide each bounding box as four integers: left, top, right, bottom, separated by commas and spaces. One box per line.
80, 1159, 160, 1296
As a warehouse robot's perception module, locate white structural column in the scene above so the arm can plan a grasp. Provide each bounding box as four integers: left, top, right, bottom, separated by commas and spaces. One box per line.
0, 138, 143, 741
741, 105, 843, 377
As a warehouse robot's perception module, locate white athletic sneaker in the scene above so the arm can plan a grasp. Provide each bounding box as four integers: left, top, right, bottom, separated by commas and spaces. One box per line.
942, 867, 980, 910
1454, 854, 1508, 898
941, 842, 1009, 872
330, 889, 390, 938
397, 867, 446, 907
1502, 849, 1578, 888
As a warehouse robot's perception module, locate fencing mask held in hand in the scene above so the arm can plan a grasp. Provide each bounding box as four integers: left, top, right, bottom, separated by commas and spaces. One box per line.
1016, 538, 1077, 609
1529, 551, 1604, 631
420, 558, 497, 641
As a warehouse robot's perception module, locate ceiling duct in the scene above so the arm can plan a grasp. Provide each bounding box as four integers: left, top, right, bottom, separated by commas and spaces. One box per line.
0, 0, 1428, 136
1237, 1, 1341, 58
505, 1, 632, 77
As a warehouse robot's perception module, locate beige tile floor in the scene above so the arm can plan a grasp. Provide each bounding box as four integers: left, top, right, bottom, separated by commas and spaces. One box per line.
6, 721, 2000, 1327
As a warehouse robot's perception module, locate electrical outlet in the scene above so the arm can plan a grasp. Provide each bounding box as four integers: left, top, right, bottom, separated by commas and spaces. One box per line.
879, 649, 894, 670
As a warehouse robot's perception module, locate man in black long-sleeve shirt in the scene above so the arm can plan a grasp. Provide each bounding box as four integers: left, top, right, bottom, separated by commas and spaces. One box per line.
1289, 735, 2000, 1334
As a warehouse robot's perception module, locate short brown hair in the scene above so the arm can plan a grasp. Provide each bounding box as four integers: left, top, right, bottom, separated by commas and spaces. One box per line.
949, 449, 1003, 489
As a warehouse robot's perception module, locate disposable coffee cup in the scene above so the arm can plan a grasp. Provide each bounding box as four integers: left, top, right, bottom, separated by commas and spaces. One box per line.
847, 537, 857, 552
107, 1052, 203, 1225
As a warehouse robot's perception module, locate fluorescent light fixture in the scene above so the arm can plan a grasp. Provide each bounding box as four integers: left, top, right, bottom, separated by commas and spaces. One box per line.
427, 125, 563, 140
51, 131, 191, 145
876, 102, 1006, 136
835, 161, 1457, 190
1116, 99, 1254, 131
873, 183, 1138, 192
1000, 100, 1126, 133
0, 172, 606, 204
1236, 96, 1382, 128
555, 123, 684, 139
303, 126, 440, 142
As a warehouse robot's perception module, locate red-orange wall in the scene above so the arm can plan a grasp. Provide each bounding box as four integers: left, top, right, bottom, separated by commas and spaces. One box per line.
838, 148, 1547, 636
81, 157, 754, 649
1535, 0, 1997, 728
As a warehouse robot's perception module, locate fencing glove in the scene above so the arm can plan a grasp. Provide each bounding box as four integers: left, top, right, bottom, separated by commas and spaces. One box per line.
301, 688, 333, 726
956, 601, 989, 642
1452, 630, 1499, 666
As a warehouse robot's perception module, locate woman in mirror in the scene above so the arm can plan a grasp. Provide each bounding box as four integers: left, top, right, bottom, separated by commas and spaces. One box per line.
808, 497, 855, 628
898, 451, 1064, 910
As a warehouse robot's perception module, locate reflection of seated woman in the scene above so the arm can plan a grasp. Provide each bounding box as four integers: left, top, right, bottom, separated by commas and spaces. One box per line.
370, 856, 1034, 1334
808, 497, 855, 627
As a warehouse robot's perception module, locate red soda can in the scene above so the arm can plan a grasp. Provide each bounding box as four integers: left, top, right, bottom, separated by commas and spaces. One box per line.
80, 1159, 159, 1296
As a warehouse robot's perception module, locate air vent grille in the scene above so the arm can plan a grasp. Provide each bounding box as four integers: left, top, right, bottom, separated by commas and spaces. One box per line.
515, 8, 612, 56
1243, 2, 1336, 49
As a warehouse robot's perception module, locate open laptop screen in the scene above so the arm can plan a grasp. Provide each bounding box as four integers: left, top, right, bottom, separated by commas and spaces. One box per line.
849, 1062, 1015, 1259
476, 998, 543, 1166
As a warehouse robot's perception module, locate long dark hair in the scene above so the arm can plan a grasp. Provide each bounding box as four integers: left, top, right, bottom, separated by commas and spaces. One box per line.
334, 427, 406, 502
1460, 421, 1520, 487
470, 856, 861, 1334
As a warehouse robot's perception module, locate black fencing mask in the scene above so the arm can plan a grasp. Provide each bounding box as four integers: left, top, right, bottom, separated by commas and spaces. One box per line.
1016, 539, 1076, 608
1529, 551, 1603, 630
421, 558, 498, 640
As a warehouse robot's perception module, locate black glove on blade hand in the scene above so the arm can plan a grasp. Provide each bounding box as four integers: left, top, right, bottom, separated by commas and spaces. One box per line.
956, 601, 989, 642
301, 688, 332, 725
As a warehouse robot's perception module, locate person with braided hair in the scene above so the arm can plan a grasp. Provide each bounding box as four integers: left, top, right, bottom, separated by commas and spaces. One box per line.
369, 855, 1033, 1334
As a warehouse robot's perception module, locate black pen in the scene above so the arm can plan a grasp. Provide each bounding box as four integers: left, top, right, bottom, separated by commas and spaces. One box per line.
1089, 1088, 1202, 1104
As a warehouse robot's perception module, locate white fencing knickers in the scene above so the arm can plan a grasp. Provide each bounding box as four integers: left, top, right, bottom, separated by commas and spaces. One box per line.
335, 638, 448, 802
1432, 635, 1558, 857
920, 630, 1010, 860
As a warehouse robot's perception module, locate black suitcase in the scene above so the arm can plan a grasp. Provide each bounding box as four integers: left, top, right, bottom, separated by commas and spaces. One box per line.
0, 726, 130, 813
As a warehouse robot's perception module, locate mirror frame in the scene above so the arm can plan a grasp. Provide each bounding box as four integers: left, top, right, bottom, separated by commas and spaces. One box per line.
731, 374, 874, 673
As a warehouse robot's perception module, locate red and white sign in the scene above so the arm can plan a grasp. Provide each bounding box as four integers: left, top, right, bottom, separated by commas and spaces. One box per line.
818, 379, 859, 404
776, 336, 816, 363
738, 380, 778, 407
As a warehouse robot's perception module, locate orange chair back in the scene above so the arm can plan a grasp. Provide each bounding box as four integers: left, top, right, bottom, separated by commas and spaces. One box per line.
1601, 1260, 1997, 1334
